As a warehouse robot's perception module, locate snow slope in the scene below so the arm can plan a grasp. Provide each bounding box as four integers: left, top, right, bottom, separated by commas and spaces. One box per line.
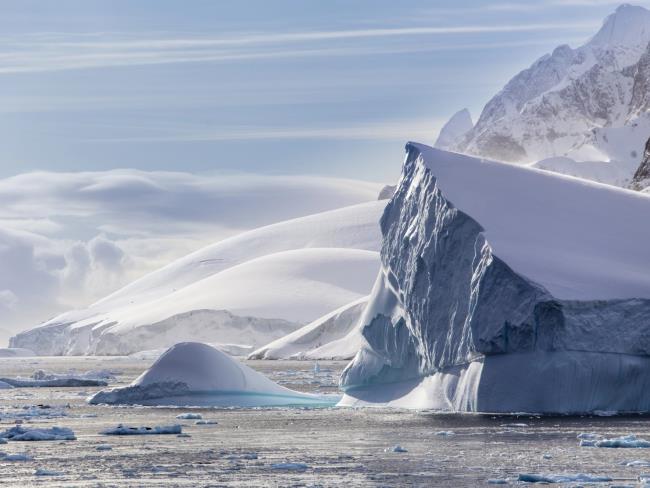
450, 4, 650, 187
11, 202, 385, 356
339, 143, 650, 413
249, 296, 369, 360
89, 342, 335, 407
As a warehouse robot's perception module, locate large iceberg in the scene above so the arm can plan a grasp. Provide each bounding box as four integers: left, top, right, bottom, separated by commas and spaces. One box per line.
339, 142, 650, 414
89, 342, 336, 407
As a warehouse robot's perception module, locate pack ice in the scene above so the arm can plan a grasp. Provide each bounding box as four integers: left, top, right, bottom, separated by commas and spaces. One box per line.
339, 142, 650, 414
89, 342, 335, 407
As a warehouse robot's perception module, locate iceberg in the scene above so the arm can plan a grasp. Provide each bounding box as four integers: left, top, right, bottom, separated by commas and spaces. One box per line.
339, 143, 650, 414
89, 342, 337, 407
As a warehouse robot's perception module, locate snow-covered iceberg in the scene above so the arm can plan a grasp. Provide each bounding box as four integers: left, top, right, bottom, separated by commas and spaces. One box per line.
89, 342, 336, 407
339, 143, 650, 414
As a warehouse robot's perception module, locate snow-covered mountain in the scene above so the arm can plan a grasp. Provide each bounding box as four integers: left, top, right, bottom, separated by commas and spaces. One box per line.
447, 4, 650, 188
11, 201, 385, 355
339, 143, 650, 414
434, 108, 473, 150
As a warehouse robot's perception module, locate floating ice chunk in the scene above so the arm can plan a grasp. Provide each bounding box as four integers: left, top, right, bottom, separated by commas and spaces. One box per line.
271, 462, 308, 471
0, 452, 32, 461
95, 444, 112, 451
34, 468, 62, 476
101, 424, 182, 436
385, 445, 408, 453
435, 431, 455, 437
195, 420, 218, 425
518, 473, 612, 483
89, 342, 336, 407
487, 480, 507, 485
593, 410, 618, 417
176, 413, 202, 420
501, 423, 527, 428
0, 376, 107, 388
0, 426, 76, 441
593, 435, 650, 448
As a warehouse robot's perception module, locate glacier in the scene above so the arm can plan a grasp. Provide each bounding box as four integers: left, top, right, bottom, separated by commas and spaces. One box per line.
11, 201, 384, 355
339, 142, 650, 414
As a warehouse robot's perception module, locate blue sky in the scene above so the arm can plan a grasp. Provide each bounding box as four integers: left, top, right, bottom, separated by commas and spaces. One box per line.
0, 0, 645, 182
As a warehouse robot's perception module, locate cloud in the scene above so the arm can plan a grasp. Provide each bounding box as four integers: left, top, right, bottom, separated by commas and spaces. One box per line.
0, 169, 383, 342
0, 21, 600, 74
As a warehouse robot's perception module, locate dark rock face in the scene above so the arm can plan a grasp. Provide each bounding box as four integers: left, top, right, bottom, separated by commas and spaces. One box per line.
630, 137, 650, 190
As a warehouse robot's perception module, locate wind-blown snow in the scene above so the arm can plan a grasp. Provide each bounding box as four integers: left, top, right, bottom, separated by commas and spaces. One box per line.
12, 201, 384, 355
89, 342, 337, 407
339, 143, 650, 414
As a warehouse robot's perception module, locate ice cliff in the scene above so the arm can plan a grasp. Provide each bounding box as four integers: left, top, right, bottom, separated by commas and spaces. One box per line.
339, 143, 650, 414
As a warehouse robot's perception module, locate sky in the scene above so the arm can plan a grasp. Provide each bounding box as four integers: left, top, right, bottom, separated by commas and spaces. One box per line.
0, 0, 645, 183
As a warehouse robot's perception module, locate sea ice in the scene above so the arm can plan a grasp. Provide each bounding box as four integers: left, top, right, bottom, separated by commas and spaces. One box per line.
270, 462, 309, 471
176, 413, 202, 420
0, 426, 76, 441
101, 424, 182, 436
34, 468, 62, 476
385, 445, 408, 453
518, 473, 612, 483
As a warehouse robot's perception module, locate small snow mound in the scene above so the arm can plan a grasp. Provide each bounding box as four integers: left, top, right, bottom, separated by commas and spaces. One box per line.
0, 426, 75, 441
101, 424, 182, 436
89, 342, 335, 407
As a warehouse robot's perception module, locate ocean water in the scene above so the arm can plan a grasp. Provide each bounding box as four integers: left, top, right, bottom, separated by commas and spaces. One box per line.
0, 356, 647, 486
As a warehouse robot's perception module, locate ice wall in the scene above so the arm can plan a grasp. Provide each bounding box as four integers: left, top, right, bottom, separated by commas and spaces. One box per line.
340, 143, 650, 413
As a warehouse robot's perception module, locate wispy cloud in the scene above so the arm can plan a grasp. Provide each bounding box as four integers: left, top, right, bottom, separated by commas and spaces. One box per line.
0, 21, 599, 74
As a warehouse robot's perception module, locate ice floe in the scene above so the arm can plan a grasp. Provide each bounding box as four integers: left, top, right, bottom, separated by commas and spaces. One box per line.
101, 424, 182, 436
0, 426, 76, 441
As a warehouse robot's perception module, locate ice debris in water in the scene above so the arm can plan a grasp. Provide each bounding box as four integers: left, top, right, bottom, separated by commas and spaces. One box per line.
34, 468, 62, 476
435, 431, 455, 437
176, 413, 202, 420
518, 473, 612, 483
385, 445, 408, 453
0, 452, 32, 461
195, 420, 218, 425
271, 462, 309, 471
95, 444, 112, 451
0, 426, 76, 441
487, 480, 508, 485
580, 434, 650, 448
101, 424, 182, 436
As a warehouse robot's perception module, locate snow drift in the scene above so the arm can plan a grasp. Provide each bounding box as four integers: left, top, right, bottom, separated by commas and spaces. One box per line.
339, 143, 650, 414
89, 342, 335, 407
11, 201, 384, 355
